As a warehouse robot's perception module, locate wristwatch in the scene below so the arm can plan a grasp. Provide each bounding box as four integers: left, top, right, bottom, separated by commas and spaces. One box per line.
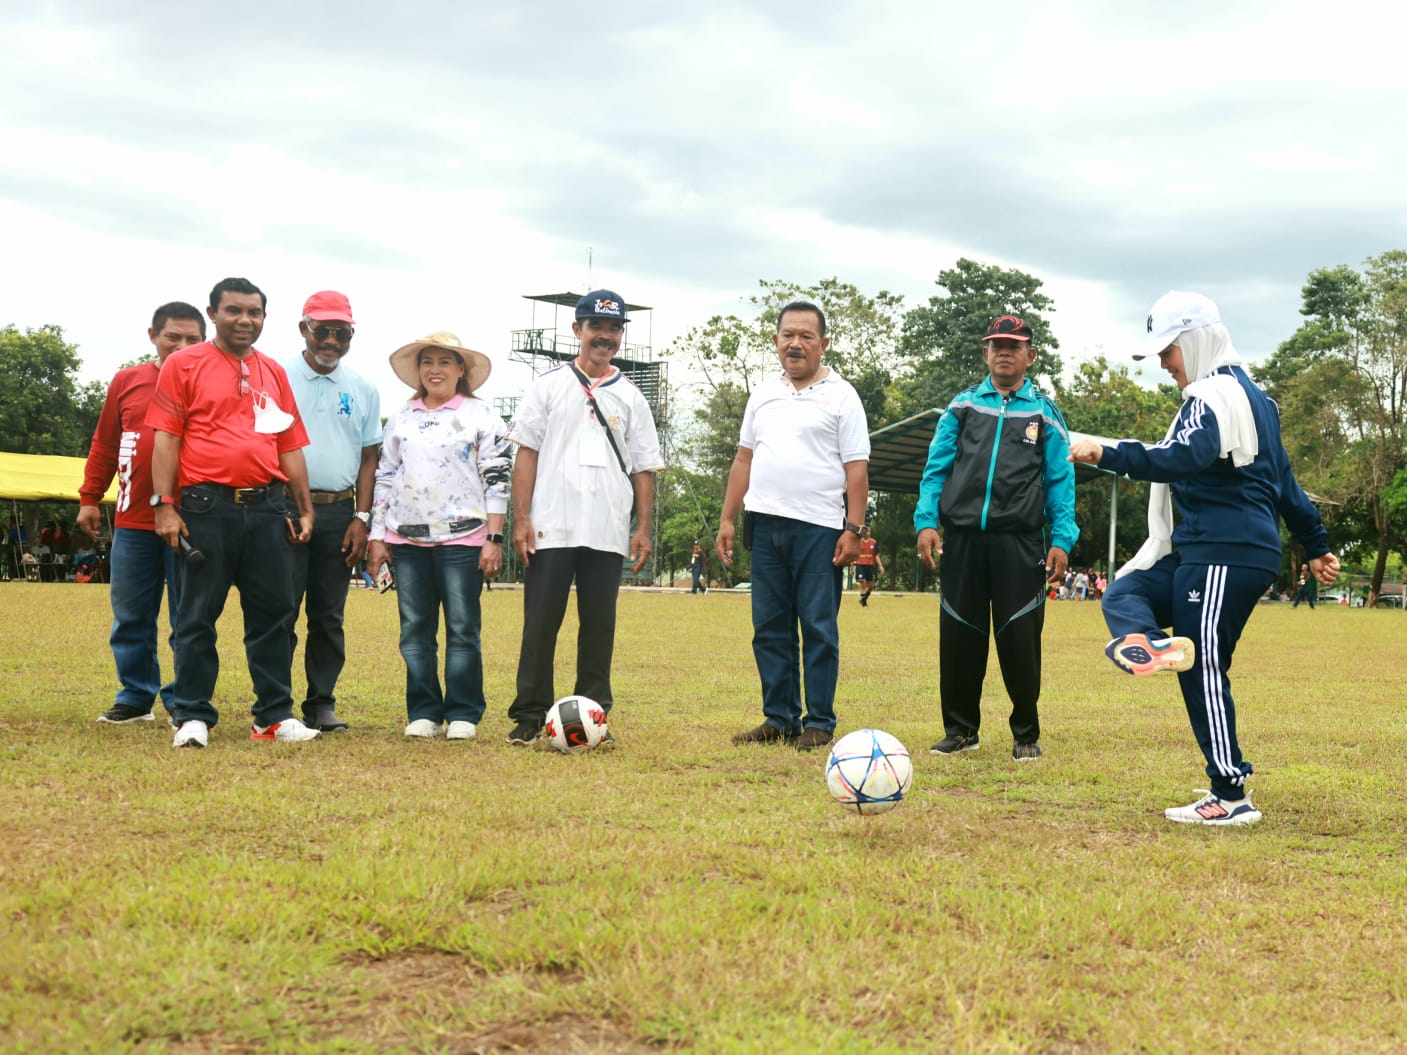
844, 522, 862, 534
149, 494, 176, 507
485, 533, 505, 544
353, 511, 371, 526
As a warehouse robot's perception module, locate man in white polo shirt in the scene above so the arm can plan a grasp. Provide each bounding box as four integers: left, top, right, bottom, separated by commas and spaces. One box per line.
505, 289, 665, 746
284, 290, 382, 732
716, 300, 871, 752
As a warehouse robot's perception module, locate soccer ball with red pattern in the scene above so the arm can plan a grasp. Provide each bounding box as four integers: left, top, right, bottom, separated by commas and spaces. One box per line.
545, 695, 608, 753
825, 729, 912, 815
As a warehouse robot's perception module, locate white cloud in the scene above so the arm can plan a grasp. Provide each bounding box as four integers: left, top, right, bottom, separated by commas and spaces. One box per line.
3, 0, 1406, 421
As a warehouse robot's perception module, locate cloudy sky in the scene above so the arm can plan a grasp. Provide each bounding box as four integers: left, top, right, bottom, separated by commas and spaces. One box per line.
4, 0, 1405, 416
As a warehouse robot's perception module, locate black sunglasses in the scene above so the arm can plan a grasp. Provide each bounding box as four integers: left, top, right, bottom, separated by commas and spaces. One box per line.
309, 324, 353, 342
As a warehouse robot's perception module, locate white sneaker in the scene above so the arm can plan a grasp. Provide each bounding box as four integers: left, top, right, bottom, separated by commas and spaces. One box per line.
251, 717, 322, 742
1165, 789, 1262, 826
404, 719, 444, 738
172, 720, 209, 749
446, 721, 477, 741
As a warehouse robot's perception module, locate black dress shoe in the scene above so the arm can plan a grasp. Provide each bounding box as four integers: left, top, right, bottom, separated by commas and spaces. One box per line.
305, 707, 349, 732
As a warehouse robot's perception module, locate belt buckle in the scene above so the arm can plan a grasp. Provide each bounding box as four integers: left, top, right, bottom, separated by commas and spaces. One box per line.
234, 487, 263, 504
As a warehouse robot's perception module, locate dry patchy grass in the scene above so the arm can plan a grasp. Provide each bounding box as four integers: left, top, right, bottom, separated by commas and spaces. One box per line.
1, 581, 1405, 1053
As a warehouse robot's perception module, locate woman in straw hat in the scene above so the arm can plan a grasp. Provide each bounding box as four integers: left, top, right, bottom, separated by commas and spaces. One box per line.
367, 332, 512, 741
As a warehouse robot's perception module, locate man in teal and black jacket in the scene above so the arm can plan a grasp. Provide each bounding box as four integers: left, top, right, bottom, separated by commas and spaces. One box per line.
915, 315, 1078, 762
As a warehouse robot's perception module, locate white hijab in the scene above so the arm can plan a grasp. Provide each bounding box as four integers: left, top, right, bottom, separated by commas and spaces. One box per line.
1116, 323, 1260, 578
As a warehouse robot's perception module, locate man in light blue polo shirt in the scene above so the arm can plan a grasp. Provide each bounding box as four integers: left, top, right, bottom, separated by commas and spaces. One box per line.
284, 290, 382, 732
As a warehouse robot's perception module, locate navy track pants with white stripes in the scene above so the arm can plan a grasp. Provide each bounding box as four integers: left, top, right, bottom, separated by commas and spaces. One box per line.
1101, 553, 1274, 800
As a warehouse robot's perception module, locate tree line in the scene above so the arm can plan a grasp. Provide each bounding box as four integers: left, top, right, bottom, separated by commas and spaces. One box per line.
656, 254, 1407, 605
5, 252, 1405, 602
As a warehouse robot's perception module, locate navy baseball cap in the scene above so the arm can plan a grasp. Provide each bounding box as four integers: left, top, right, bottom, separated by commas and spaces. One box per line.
576, 289, 630, 323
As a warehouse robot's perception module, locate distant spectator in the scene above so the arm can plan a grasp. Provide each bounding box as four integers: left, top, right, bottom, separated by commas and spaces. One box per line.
1292, 562, 1317, 609
690, 540, 707, 594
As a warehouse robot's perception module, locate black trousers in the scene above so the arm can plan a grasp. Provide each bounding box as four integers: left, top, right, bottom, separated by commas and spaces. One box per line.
287, 499, 355, 714
938, 528, 1047, 744
509, 547, 624, 723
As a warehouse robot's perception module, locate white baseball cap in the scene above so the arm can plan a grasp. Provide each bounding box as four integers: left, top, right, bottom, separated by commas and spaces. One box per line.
1134, 290, 1221, 360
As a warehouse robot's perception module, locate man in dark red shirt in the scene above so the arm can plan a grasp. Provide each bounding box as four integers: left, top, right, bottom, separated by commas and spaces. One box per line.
79, 301, 206, 724
148, 277, 318, 748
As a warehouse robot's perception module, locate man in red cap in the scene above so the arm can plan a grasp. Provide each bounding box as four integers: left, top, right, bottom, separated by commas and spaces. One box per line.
282, 291, 382, 732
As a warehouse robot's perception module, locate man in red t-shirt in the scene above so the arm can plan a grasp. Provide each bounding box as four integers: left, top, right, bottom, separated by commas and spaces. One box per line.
147, 277, 318, 749
79, 302, 206, 724
855, 525, 885, 607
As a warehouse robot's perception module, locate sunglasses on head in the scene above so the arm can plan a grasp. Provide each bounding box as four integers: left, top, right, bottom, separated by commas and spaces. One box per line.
309, 324, 353, 342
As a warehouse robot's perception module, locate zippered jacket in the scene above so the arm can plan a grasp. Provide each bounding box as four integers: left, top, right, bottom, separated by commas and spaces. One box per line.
1099, 365, 1328, 575
914, 376, 1079, 553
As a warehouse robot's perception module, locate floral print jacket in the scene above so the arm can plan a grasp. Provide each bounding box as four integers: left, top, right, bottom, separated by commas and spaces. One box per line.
370, 394, 511, 544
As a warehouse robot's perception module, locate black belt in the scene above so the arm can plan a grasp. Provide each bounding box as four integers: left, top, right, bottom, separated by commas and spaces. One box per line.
309, 488, 355, 505
190, 482, 273, 504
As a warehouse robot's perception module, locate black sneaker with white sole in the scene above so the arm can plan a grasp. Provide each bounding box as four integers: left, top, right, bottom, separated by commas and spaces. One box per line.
97, 705, 155, 725
930, 732, 980, 754
505, 720, 542, 746
1012, 741, 1043, 762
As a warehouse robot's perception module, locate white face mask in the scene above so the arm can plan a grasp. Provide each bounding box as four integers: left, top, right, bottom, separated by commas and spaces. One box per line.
251, 391, 295, 434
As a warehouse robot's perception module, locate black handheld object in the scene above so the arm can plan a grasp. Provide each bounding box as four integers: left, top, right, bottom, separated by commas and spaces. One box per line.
178, 536, 205, 570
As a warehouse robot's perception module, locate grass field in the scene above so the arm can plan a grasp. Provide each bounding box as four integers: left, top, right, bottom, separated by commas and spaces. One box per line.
2, 581, 1405, 1054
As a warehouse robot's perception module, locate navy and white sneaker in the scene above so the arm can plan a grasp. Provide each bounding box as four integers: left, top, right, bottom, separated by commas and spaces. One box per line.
1165, 789, 1262, 826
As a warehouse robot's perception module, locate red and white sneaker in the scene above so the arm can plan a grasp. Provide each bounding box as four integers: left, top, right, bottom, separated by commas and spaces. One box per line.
1165, 789, 1262, 826
1105, 633, 1195, 675
251, 717, 321, 742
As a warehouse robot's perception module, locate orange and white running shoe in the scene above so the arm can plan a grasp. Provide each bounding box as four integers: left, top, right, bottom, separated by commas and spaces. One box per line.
1165, 789, 1262, 826
1104, 633, 1195, 675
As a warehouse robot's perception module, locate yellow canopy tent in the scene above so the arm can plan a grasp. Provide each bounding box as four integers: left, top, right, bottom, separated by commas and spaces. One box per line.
0, 451, 117, 503
1, 452, 116, 581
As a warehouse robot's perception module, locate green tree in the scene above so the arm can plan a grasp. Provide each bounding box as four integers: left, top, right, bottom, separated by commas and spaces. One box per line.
655, 466, 730, 585
1260, 252, 1407, 603
897, 258, 1061, 417
0, 324, 103, 456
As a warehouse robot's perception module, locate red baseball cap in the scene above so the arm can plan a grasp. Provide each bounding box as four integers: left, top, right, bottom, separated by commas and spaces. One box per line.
302, 290, 355, 325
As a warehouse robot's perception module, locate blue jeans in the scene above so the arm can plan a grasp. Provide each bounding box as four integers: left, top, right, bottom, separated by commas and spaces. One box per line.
392, 544, 486, 724
748, 514, 843, 735
108, 527, 181, 713
167, 485, 298, 729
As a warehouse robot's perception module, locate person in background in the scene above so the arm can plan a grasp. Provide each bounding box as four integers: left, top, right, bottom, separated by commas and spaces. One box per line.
367, 332, 510, 742
855, 525, 884, 607
690, 540, 707, 594
79, 301, 206, 724
1069, 290, 1339, 826
1292, 562, 1317, 609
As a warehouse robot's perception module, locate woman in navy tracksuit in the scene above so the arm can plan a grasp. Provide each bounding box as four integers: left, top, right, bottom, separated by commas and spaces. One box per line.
1069, 292, 1340, 827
